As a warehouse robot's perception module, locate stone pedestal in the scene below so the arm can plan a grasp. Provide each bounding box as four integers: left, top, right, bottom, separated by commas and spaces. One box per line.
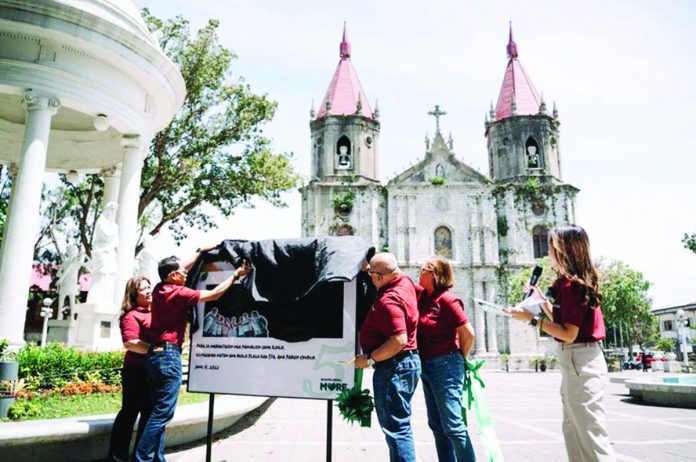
71, 304, 122, 351
664, 361, 682, 373
475, 352, 502, 370
47, 319, 76, 344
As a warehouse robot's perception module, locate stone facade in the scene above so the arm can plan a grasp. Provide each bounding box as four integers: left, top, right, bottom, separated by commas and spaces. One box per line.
300, 27, 580, 364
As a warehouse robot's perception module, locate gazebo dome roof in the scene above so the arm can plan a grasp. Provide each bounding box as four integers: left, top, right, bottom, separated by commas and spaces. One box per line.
0, 0, 186, 171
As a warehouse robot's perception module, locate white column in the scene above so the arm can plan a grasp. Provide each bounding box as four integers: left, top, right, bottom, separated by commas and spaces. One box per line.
473, 280, 487, 354
101, 165, 121, 206
485, 282, 499, 354
486, 312, 499, 354
114, 135, 143, 306
0, 90, 60, 347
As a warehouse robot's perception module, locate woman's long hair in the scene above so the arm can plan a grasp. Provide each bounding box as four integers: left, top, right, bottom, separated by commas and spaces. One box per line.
120, 276, 150, 320
548, 225, 601, 307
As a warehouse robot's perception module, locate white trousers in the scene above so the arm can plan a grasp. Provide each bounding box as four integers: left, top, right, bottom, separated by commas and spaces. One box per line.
558, 343, 616, 462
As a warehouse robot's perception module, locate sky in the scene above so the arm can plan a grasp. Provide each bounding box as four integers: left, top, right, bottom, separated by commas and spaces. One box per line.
133, 0, 696, 308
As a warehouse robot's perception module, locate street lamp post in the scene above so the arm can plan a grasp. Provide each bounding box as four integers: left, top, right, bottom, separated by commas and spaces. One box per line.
676, 309, 690, 367
40, 298, 53, 347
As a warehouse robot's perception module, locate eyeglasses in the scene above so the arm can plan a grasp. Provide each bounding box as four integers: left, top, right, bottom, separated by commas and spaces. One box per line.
367, 267, 396, 277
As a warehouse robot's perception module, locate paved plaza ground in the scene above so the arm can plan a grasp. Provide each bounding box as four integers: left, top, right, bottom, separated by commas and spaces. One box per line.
167, 370, 696, 462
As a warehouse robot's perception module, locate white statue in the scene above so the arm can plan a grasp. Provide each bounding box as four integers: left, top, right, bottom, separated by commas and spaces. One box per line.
86, 202, 119, 305
527, 145, 540, 168
135, 234, 159, 284
56, 244, 86, 319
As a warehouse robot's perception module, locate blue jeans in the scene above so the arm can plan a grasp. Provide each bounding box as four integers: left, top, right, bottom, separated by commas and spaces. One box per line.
422, 352, 476, 462
373, 352, 421, 462
134, 345, 182, 462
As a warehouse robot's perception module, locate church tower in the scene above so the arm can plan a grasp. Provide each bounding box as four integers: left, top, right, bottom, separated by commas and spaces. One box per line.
485, 26, 562, 184
486, 25, 578, 267
300, 25, 386, 246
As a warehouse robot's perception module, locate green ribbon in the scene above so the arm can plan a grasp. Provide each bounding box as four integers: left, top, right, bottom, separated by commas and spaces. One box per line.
462, 359, 505, 462
336, 367, 374, 427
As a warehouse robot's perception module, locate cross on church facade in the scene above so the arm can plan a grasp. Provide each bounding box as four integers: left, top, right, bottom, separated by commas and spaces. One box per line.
428, 105, 447, 133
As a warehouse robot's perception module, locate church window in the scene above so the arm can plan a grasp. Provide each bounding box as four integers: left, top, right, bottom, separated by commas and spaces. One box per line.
532, 225, 549, 258
365, 136, 373, 147
434, 226, 453, 259
526, 137, 541, 169
435, 163, 446, 179
336, 136, 352, 169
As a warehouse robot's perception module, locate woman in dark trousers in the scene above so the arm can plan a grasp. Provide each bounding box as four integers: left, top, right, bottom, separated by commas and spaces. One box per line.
107, 276, 154, 462
418, 256, 476, 462
507, 225, 615, 462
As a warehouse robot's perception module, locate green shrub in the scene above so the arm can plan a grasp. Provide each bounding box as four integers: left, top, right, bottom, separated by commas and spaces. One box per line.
8, 400, 41, 420
430, 176, 445, 185
17, 343, 124, 390
0, 338, 16, 362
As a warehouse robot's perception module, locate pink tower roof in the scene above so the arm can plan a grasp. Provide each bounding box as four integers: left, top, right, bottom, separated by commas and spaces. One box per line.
494, 25, 542, 120
316, 24, 374, 119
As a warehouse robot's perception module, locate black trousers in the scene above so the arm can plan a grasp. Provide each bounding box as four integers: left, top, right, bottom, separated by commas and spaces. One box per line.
108, 366, 153, 462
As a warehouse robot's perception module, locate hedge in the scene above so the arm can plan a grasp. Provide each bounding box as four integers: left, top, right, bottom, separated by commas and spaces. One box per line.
16, 343, 124, 390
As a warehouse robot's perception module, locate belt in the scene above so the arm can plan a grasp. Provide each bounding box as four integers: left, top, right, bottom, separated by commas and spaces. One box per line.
374, 349, 419, 369
560, 342, 598, 350
151, 342, 181, 352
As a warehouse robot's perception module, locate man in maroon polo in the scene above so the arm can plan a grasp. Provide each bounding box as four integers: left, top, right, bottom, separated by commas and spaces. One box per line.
135, 251, 248, 462
355, 252, 421, 462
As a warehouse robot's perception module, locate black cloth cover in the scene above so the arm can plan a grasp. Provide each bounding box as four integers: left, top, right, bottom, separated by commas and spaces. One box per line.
187, 236, 376, 343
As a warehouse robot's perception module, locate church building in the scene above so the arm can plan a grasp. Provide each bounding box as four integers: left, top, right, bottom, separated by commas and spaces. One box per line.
300, 25, 578, 363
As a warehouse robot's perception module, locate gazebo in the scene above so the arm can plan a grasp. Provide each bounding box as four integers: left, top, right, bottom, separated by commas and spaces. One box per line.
0, 0, 185, 348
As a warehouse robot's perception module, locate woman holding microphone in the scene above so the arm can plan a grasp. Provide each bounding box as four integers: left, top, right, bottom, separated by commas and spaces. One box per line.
418, 256, 476, 462
507, 225, 615, 462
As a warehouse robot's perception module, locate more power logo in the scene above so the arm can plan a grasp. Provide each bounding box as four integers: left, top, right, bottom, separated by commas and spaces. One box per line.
319, 377, 348, 392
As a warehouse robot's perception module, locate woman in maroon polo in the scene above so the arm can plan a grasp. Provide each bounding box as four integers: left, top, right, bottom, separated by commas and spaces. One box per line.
508, 225, 615, 462
418, 256, 476, 462
108, 276, 154, 462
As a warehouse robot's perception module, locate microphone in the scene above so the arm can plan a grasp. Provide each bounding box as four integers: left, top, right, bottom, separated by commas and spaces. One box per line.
526, 265, 543, 299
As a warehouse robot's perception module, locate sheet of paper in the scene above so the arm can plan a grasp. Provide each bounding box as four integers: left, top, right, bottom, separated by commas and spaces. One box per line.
517, 295, 545, 315
473, 298, 511, 317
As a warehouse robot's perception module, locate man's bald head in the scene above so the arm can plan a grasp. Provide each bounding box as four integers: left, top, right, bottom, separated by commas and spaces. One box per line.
370, 253, 398, 273
369, 253, 400, 288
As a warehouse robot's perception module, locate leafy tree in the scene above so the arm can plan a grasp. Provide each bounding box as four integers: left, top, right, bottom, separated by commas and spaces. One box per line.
654, 337, 676, 353
683, 231, 696, 254
23, 10, 301, 261
598, 260, 656, 353
136, 9, 300, 250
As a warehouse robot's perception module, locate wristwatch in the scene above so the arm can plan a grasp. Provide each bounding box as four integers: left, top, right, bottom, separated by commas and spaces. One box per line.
530, 313, 545, 327
366, 354, 376, 367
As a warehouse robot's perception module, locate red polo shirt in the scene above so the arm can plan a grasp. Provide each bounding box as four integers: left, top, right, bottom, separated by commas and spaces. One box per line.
150, 282, 200, 347
359, 273, 419, 356
550, 277, 606, 343
418, 290, 469, 361
120, 306, 152, 368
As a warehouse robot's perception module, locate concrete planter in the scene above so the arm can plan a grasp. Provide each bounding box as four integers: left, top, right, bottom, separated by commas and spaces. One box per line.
0, 396, 15, 419
0, 361, 19, 418
0, 361, 19, 381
